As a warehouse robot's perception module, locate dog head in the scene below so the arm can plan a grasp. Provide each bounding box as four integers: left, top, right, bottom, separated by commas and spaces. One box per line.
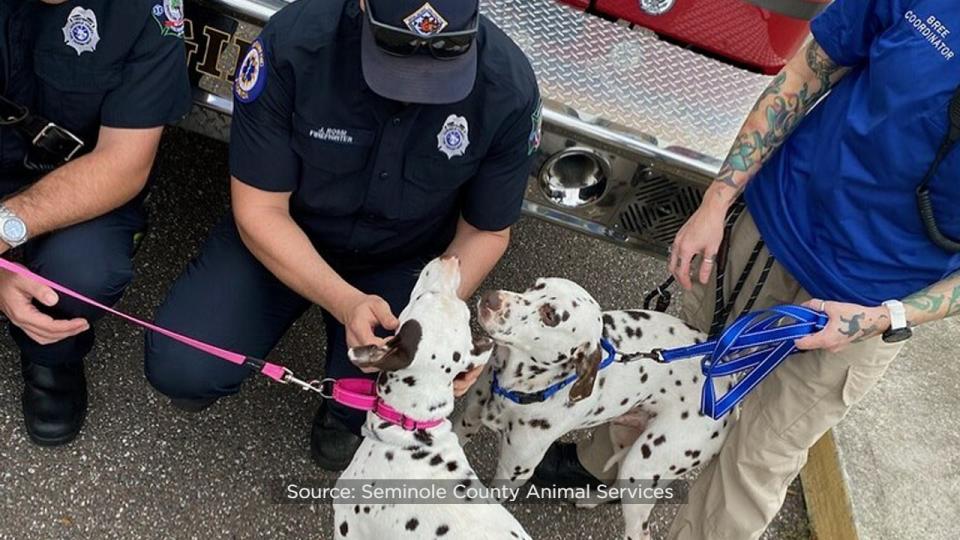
348, 256, 494, 418
477, 278, 604, 402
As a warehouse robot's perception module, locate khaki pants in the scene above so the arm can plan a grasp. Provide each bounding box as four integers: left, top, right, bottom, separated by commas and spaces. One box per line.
578, 211, 903, 540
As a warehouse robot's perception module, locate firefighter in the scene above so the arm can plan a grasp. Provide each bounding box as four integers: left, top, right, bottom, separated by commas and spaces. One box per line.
533, 1, 960, 538
0, 0, 190, 446
143, 0, 541, 472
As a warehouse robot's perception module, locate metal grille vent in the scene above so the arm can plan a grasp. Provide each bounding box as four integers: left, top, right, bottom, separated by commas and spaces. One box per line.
618, 170, 705, 248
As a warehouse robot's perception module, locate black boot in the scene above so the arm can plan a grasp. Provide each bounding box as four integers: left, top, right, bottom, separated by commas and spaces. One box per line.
310, 401, 362, 472
531, 442, 608, 489
21, 358, 88, 447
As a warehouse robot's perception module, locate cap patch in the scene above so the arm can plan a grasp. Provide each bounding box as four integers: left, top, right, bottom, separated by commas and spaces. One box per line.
235, 39, 267, 104
404, 2, 449, 36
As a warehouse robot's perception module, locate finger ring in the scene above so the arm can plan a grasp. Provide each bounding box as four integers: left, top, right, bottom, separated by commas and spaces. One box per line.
818, 300, 826, 311
703, 257, 716, 264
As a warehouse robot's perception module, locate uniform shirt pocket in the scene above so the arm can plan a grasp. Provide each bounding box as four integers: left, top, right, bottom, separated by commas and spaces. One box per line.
290, 114, 375, 217
401, 154, 479, 221
33, 51, 122, 136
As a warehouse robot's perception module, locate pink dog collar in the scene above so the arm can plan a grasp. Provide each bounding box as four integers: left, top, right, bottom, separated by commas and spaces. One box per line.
329, 378, 445, 431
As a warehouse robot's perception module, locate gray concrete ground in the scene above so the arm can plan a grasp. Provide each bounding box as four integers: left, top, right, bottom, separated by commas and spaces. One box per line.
0, 129, 809, 539
836, 318, 960, 540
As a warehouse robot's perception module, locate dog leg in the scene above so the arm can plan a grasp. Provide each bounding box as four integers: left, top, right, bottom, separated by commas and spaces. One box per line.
616, 414, 719, 540
452, 367, 493, 444
492, 427, 553, 492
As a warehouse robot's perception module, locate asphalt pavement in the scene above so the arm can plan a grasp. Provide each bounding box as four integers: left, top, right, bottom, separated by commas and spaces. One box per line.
0, 128, 810, 539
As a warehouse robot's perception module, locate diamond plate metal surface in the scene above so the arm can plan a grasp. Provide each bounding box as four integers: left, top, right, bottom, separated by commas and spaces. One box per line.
484, 0, 773, 163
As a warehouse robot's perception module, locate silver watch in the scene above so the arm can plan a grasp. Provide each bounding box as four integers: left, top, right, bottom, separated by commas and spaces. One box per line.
0, 204, 28, 248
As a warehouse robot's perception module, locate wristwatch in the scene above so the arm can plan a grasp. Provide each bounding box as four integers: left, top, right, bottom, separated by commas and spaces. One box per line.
0, 203, 28, 248
881, 300, 912, 343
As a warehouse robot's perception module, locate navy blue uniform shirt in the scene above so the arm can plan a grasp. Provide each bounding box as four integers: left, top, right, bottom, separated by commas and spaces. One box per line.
229, 0, 541, 268
746, 0, 960, 305
0, 0, 192, 173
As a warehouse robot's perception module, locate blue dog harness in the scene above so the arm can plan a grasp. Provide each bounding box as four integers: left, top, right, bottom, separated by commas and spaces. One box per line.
490, 305, 827, 420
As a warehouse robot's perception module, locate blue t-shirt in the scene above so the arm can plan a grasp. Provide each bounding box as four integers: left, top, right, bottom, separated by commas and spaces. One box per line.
745, 0, 960, 305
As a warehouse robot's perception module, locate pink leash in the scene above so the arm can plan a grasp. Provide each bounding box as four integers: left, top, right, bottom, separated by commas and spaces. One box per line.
0, 258, 446, 430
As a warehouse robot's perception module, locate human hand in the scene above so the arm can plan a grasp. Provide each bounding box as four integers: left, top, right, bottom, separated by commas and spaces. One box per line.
794, 299, 890, 353
0, 269, 89, 345
337, 292, 399, 353
669, 198, 729, 290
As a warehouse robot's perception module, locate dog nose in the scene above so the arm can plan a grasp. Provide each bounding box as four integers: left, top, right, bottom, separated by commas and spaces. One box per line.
482, 291, 503, 311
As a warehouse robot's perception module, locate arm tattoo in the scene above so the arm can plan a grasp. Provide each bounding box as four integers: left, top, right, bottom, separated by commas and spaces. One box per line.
806, 41, 843, 94
714, 41, 843, 194
901, 270, 960, 327
838, 312, 888, 343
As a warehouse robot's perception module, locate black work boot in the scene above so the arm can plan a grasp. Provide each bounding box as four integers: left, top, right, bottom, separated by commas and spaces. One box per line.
310, 401, 362, 472
21, 358, 88, 446
531, 442, 608, 490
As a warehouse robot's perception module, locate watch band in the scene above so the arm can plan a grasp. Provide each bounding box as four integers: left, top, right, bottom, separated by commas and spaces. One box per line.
882, 300, 908, 330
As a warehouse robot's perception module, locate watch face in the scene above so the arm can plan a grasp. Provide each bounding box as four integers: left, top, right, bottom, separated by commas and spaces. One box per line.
882, 327, 913, 344
2, 218, 26, 242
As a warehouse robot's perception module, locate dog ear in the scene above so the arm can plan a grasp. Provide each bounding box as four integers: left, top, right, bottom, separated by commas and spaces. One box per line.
469, 333, 495, 363
348, 320, 422, 372
568, 344, 603, 403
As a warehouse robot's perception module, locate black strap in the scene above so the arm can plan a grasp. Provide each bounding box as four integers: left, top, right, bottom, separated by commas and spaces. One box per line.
917, 85, 960, 252
0, 93, 85, 169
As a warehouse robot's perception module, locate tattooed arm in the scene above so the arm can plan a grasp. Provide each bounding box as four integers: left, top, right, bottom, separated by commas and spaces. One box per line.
793, 272, 960, 352
901, 271, 960, 327
711, 40, 850, 203
670, 39, 850, 289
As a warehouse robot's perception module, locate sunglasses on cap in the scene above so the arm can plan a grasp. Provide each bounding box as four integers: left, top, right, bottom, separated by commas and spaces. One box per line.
366, 4, 479, 60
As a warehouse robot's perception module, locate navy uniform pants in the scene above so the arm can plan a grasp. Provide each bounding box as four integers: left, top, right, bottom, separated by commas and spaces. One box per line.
0, 175, 145, 367
144, 217, 429, 434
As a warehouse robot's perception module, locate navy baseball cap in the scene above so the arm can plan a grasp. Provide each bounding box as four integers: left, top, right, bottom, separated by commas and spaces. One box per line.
361, 0, 480, 104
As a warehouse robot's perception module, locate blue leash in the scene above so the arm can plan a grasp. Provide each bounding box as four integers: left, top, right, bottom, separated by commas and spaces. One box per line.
490, 305, 827, 420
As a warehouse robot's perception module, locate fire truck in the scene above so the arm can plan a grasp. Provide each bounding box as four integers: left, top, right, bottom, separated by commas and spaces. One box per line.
180, 0, 827, 257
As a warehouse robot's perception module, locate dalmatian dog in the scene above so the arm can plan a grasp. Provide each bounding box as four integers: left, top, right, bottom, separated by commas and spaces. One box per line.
333, 256, 531, 540
453, 278, 735, 540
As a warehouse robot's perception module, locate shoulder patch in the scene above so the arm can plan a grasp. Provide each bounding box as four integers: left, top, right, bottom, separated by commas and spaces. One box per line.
152, 0, 185, 38
235, 39, 267, 104
528, 99, 543, 156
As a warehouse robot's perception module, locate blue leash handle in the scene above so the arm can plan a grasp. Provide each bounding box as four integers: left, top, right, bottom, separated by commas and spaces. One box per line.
656, 305, 828, 420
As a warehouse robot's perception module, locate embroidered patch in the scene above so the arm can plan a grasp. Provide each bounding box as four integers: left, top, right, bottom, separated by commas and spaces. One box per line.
152, 0, 186, 38
529, 99, 543, 155
437, 115, 470, 159
404, 2, 449, 36
234, 39, 267, 104
62, 7, 100, 56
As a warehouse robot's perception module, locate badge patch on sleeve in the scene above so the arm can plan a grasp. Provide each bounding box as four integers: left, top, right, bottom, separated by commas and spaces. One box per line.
529, 99, 543, 155
235, 39, 267, 104
152, 0, 186, 38
62, 7, 100, 55
437, 115, 470, 159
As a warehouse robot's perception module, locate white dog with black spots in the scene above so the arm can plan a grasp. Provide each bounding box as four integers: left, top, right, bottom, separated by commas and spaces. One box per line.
454, 278, 735, 540
333, 256, 531, 540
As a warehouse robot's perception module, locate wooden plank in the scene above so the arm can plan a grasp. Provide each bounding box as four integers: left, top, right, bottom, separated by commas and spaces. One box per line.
800, 430, 859, 540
